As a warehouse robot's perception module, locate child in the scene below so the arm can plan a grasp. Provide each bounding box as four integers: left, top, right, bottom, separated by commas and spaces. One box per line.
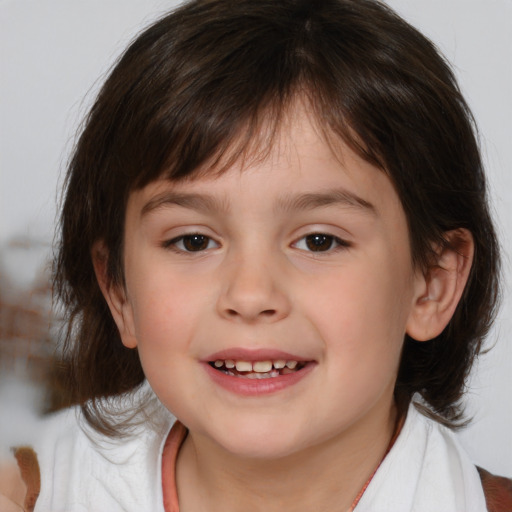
1, 0, 511, 510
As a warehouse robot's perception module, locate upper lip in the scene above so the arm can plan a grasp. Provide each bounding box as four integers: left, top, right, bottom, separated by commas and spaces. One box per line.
204, 348, 312, 362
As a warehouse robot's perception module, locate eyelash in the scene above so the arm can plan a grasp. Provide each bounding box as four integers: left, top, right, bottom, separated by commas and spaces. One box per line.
162, 232, 350, 254
292, 233, 351, 253
163, 234, 219, 253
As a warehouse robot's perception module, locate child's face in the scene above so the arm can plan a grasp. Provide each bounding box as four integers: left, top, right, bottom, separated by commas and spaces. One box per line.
113, 107, 426, 459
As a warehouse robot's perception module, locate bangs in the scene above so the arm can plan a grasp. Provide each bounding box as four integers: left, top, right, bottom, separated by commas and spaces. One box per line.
95, 0, 392, 191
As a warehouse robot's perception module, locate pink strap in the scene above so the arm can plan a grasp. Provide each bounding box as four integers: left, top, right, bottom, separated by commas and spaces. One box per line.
161, 422, 188, 512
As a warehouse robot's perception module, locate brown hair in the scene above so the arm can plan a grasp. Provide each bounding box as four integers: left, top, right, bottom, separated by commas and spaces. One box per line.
54, 0, 500, 434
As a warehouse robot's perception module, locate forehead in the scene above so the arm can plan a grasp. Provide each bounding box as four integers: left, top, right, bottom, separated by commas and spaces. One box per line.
128, 105, 403, 226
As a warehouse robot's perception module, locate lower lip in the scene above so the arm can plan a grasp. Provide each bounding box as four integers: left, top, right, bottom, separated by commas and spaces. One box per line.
203, 362, 315, 396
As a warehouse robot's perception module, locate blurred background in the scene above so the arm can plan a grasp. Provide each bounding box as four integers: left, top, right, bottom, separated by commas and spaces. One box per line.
0, 0, 511, 475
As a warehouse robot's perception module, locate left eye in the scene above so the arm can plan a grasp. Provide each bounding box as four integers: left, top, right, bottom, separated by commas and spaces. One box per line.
293, 233, 348, 252
166, 234, 218, 252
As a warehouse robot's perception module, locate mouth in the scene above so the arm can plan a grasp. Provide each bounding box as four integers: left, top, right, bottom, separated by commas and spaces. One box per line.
208, 359, 309, 379
204, 352, 316, 396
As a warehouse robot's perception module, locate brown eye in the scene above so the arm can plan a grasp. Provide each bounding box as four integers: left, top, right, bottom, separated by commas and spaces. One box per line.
182, 234, 210, 251
305, 234, 335, 252
166, 234, 218, 252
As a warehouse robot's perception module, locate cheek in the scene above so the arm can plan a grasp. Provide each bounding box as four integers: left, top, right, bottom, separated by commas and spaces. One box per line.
128, 270, 209, 351
299, 256, 411, 365
126, 275, 206, 407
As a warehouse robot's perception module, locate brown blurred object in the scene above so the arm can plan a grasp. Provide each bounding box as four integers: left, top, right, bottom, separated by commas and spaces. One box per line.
0, 238, 70, 413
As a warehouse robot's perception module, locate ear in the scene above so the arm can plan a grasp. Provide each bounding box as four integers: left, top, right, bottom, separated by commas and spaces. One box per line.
92, 241, 138, 349
406, 229, 474, 342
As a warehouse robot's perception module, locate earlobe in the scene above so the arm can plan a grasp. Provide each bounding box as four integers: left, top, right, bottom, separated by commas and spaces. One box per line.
91, 241, 138, 349
406, 229, 474, 342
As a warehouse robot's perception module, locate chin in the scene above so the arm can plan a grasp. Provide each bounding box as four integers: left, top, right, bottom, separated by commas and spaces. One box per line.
208, 418, 309, 461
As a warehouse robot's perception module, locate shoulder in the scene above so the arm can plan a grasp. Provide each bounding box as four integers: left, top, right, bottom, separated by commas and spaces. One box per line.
3, 387, 175, 511
387, 404, 489, 509
0, 409, 69, 512
0, 408, 82, 511
414, 408, 512, 511
477, 466, 512, 512
32, 398, 174, 511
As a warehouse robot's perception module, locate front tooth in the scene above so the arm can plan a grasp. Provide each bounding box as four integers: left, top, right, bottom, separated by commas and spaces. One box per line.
253, 361, 273, 373
225, 360, 235, 369
214, 360, 223, 368
273, 360, 286, 369
286, 360, 298, 369
235, 360, 253, 372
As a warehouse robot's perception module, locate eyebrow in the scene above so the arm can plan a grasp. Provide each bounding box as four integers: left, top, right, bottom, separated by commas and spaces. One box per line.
140, 188, 377, 217
275, 189, 377, 215
141, 192, 230, 217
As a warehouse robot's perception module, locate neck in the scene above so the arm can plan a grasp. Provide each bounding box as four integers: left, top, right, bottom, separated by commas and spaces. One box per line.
175, 402, 397, 512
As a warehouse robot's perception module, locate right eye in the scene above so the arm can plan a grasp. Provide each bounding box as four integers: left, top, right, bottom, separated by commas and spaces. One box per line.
292, 233, 350, 253
164, 234, 219, 252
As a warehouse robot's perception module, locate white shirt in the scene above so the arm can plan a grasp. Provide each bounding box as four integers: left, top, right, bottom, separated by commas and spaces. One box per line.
32, 395, 487, 512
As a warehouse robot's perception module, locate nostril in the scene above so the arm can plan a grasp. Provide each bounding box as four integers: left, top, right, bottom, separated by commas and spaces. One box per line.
225, 308, 276, 318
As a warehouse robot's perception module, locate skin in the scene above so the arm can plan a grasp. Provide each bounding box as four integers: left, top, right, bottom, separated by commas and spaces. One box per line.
97, 105, 473, 511
0, 461, 27, 512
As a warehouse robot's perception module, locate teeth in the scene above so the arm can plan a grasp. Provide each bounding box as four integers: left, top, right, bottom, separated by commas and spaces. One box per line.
253, 361, 273, 373
245, 370, 280, 379
235, 360, 253, 372
212, 359, 302, 372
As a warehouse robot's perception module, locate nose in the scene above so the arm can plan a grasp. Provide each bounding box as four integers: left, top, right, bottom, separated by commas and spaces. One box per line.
216, 251, 291, 323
